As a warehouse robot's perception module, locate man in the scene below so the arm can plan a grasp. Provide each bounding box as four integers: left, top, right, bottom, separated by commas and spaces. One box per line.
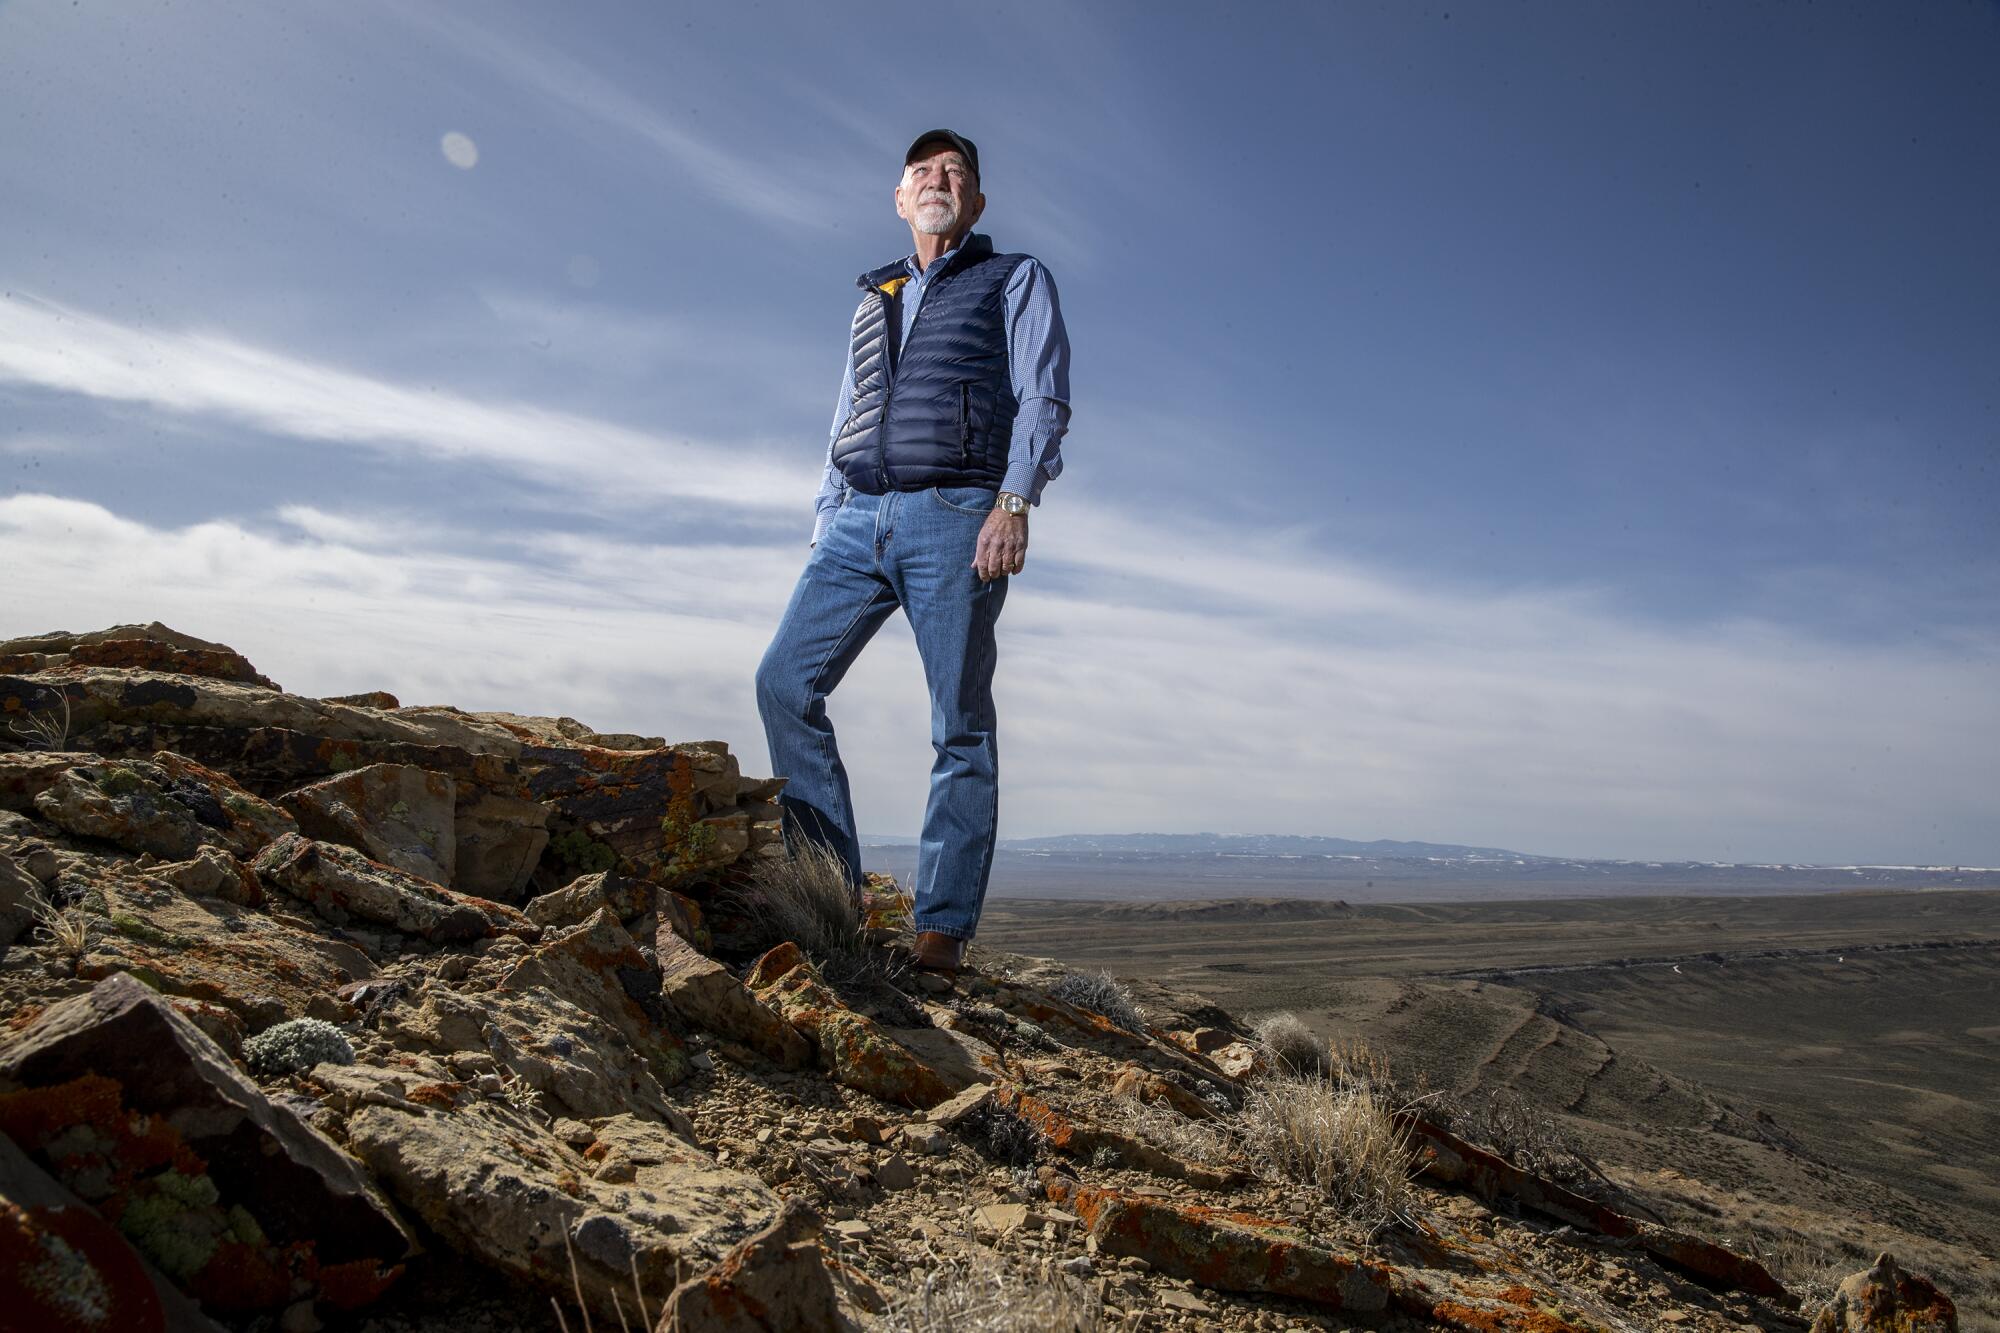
755, 128, 1071, 976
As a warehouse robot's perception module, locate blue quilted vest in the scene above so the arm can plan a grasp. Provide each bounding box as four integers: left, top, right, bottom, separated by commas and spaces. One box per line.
830, 233, 1031, 494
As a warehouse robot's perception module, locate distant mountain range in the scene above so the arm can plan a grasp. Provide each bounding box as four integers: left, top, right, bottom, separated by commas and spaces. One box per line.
865, 831, 1539, 858
995, 832, 1538, 859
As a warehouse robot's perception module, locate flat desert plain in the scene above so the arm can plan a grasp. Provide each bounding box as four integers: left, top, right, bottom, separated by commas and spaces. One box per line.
979, 888, 2000, 1323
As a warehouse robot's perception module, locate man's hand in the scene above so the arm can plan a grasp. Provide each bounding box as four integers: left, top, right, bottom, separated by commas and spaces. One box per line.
973, 508, 1027, 582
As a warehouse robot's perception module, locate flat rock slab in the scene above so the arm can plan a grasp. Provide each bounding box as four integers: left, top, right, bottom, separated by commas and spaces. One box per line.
32, 755, 294, 863
0, 974, 412, 1316
63, 856, 360, 1033
325, 1063, 778, 1324
1044, 1174, 1399, 1314
253, 834, 533, 944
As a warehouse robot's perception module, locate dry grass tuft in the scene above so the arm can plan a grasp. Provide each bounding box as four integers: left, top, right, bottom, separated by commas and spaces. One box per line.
883, 1245, 1101, 1332
1240, 1066, 1418, 1237
1108, 1091, 1238, 1169
1048, 969, 1146, 1034
31, 898, 94, 960
1253, 1011, 1327, 1076
6, 692, 71, 750
1756, 1231, 1852, 1318
731, 838, 879, 986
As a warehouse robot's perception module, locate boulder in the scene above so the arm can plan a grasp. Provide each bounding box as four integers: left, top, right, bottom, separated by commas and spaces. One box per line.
656, 1199, 846, 1332
451, 789, 549, 901
1812, 1253, 1958, 1332
252, 834, 531, 944
0, 1131, 225, 1332
30, 756, 294, 862
34, 762, 227, 861
526, 869, 653, 930
654, 925, 810, 1069
497, 909, 685, 1088
747, 950, 962, 1109
147, 753, 297, 855
279, 763, 457, 886
323, 1063, 777, 1324
0, 974, 412, 1314
155, 845, 264, 906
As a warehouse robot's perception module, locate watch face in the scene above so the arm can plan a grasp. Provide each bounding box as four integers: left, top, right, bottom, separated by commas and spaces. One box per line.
1000, 494, 1027, 514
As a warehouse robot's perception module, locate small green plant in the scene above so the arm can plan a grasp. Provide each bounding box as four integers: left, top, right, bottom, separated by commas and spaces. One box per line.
551, 828, 618, 874
658, 752, 719, 882
95, 765, 147, 796
243, 1018, 355, 1075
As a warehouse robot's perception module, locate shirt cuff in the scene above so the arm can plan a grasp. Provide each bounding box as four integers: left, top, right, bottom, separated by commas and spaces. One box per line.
812, 506, 837, 546
1000, 460, 1044, 506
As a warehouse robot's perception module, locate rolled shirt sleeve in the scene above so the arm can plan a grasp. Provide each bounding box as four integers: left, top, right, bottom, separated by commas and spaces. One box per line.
1000, 259, 1071, 505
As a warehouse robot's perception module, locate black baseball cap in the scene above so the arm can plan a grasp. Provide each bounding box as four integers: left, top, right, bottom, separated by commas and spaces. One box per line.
905, 128, 979, 181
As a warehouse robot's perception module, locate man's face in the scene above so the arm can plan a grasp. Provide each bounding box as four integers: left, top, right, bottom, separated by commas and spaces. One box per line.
895, 145, 983, 238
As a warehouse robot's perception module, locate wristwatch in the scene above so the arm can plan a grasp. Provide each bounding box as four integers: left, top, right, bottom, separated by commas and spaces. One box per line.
996, 492, 1028, 516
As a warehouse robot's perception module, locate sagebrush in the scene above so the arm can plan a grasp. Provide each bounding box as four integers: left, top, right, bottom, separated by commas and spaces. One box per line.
1240, 1067, 1418, 1237
1048, 969, 1146, 1034
883, 1247, 1101, 1333
1254, 1011, 1326, 1076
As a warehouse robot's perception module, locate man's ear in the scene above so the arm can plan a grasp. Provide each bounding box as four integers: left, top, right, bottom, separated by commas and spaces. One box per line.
968, 191, 987, 228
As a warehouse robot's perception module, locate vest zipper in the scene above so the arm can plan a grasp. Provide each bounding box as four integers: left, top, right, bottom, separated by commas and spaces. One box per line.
958, 382, 972, 468
874, 287, 898, 492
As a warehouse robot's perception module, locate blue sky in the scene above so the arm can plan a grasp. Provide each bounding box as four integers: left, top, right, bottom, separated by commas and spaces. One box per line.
3, 0, 1995, 864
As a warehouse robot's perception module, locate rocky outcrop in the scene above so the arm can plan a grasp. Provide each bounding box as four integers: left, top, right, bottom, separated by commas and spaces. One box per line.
0, 623, 1905, 1332
1812, 1253, 1958, 1332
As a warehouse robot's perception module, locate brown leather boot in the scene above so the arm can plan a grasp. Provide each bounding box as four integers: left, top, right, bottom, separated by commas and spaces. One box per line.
913, 931, 966, 976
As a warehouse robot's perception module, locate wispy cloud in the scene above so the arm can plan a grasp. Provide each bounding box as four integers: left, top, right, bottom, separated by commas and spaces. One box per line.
5, 492, 1993, 865
0, 293, 814, 513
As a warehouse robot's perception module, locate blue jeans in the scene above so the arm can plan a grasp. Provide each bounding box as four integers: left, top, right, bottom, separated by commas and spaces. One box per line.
755, 485, 1008, 941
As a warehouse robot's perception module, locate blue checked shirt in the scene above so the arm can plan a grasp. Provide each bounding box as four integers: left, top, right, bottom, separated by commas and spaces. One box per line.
812, 237, 1071, 544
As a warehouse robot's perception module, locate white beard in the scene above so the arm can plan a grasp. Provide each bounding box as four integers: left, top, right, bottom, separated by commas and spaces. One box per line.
913, 195, 960, 236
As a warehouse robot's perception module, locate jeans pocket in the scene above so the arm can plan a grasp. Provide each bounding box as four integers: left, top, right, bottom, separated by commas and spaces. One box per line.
933, 484, 997, 515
